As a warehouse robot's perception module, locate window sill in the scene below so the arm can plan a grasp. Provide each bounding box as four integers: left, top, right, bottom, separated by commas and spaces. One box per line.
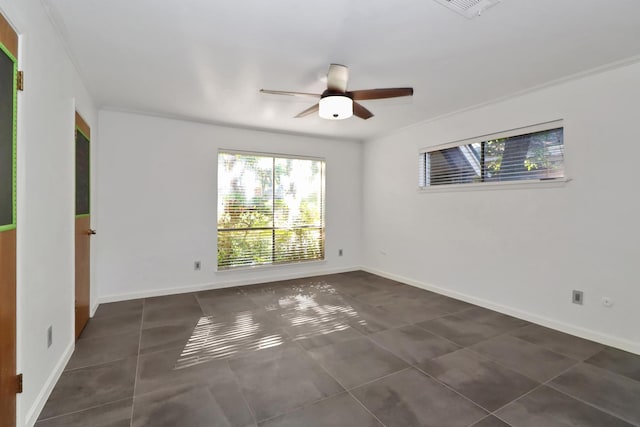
418, 177, 571, 193
215, 258, 327, 273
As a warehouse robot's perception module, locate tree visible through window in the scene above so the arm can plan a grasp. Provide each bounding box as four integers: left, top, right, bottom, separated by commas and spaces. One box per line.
217, 152, 325, 269
419, 126, 564, 188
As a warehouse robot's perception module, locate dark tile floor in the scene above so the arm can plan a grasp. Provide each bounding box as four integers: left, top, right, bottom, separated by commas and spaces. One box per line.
36, 271, 640, 426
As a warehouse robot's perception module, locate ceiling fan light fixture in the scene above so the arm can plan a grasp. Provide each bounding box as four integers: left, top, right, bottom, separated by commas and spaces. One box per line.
319, 96, 353, 120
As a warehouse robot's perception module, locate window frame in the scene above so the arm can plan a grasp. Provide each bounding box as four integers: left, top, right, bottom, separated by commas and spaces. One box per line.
216, 149, 326, 271
418, 120, 570, 193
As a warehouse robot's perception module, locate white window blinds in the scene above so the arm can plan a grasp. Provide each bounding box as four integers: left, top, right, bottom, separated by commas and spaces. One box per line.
419, 124, 564, 188
217, 152, 325, 270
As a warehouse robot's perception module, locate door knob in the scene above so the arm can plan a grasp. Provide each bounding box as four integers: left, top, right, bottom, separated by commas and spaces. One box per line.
87, 229, 97, 235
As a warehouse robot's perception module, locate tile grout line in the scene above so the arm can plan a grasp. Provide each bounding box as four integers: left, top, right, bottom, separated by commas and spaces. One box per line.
496, 325, 606, 362
345, 366, 414, 394
572, 357, 640, 384
321, 318, 491, 423
37, 311, 146, 423
129, 298, 145, 427
290, 326, 409, 427
411, 363, 494, 415
247, 338, 349, 424
414, 325, 548, 384
455, 335, 640, 425
290, 326, 414, 392
225, 358, 259, 426
488, 359, 632, 424
272, 335, 397, 425
404, 314, 589, 384
365, 326, 461, 366
464, 415, 513, 427
61, 354, 138, 375
410, 313, 609, 390
488, 382, 549, 420
546, 383, 640, 426
409, 311, 529, 349
255, 391, 363, 425
61, 327, 143, 372
290, 337, 352, 391
346, 389, 388, 427
544, 363, 640, 426
462, 342, 579, 384
356, 332, 418, 369
356, 316, 539, 419
35, 398, 134, 424
400, 324, 577, 420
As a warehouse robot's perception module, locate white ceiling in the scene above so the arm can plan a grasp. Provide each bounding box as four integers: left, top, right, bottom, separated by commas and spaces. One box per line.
45, 0, 640, 140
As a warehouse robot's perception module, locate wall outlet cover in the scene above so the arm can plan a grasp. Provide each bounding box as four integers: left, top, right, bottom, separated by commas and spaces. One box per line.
572, 290, 584, 305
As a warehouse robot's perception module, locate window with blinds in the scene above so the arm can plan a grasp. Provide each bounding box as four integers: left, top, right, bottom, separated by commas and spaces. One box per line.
419, 123, 564, 188
217, 151, 325, 270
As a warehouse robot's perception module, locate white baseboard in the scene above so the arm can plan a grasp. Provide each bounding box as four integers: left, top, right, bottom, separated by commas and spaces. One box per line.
24, 341, 75, 427
362, 266, 640, 355
90, 302, 99, 317
97, 265, 361, 305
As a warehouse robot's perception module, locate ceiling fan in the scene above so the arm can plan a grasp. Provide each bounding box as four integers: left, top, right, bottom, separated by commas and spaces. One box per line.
260, 64, 413, 120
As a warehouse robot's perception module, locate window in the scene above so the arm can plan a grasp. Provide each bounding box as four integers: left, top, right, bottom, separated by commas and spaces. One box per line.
419, 122, 565, 188
217, 151, 325, 270
0, 30, 17, 231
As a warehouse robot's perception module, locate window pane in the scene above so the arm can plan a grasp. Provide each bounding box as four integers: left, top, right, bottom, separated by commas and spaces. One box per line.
217, 229, 273, 269
428, 143, 481, 186
484, 128, 564, 182
218, 153, 273, 229
0, 50, 14, 226
274, 228, 324, 263
274, 158, 323, 228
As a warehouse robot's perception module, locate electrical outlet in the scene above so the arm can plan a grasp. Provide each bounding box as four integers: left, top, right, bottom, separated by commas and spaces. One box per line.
572, 290, 583, 305
338, 249, 343, 256
194, 261, 201, 271
47, 326, 53, 348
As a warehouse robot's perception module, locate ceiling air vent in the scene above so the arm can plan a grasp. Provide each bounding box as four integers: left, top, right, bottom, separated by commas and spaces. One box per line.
433, 0, 501, 19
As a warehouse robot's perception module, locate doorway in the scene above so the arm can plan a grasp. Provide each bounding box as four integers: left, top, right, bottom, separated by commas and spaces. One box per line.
74, 112, 92, 338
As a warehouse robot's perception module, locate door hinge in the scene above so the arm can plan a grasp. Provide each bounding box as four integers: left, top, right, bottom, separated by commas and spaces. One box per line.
17, 71, 24, 91
16, 373, 23, 394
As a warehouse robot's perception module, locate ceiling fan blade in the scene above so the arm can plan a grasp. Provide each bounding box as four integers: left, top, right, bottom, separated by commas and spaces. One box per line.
260, 89, 321, 98
353, 102, 374, 120
349, 87, 414, 101
294, 103, 320, 118
326, 64, 349, 93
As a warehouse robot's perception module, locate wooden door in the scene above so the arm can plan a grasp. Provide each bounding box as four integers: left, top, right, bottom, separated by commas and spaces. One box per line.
74, 113, 91, 338
0, 12, 18, 427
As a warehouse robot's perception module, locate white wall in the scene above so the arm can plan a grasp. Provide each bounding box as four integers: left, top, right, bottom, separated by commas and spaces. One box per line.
95, 111, 362, 301
0, 1, 99, 425
362, 61, 640, 354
